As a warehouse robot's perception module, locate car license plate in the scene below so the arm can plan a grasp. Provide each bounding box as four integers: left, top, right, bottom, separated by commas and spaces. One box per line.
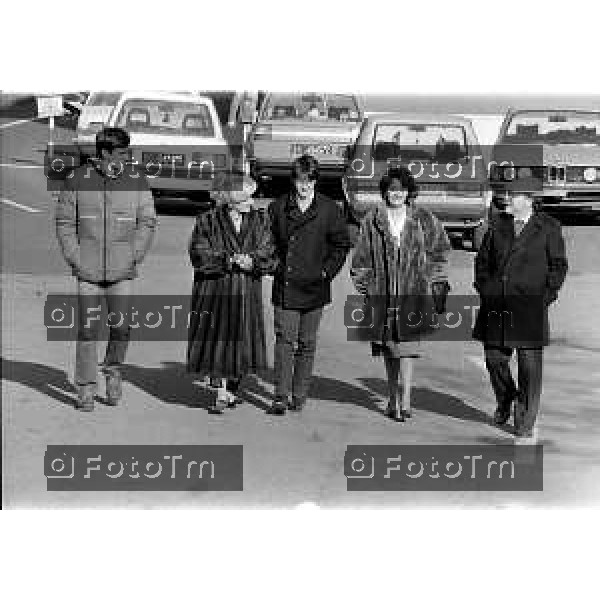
292, 144, 343, 157
162, 153, 184, 165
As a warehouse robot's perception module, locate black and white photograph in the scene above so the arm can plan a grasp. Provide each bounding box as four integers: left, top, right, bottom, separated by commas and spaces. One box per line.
1, 2, 598, 598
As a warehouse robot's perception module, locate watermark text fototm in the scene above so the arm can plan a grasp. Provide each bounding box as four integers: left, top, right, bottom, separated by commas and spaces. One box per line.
45, 445, 243, 491
344, 445, 543, 491
44, 294, 242, 342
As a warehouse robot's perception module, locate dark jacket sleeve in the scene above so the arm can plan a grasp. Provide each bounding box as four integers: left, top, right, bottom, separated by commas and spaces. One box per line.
133, 189, 158, 264
55, 180, 81, 273
323, 203, 352, 280
350, 215, 375, 296
545, 219, 568, 305
249, 210, 279, 276
188, 213, 231, 276
474, 225, 495, 294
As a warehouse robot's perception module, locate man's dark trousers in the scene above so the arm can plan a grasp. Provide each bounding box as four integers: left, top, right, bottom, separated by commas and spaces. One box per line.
484, 345, 543, 435
274, 306, 323, 402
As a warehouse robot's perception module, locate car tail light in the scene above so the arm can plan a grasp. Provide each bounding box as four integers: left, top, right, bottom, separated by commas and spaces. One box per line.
565, 166, 600, 183
142, 152, 161, 164
583, 167, 599, 182
490, 163, 514, 181
192, 152, 227, 168
251, 125, 272, 141
81, 122, 105, 135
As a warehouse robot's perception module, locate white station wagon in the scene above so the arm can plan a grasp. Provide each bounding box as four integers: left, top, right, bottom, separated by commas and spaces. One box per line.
72, 91, 231, 203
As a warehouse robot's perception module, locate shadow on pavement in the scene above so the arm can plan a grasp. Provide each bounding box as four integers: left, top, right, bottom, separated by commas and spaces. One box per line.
235, 368, 382, 413
1, 358, 77, 408
120, 361, 213, 410
1, 357, 491, 425
359, 377, 492, 424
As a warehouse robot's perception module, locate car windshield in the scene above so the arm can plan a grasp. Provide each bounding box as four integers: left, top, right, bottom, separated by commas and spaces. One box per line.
262, 93, 360, 122
373, 123, 468, 161
501, 111, 600, 145
87, 92, 122, 106
115, 100, 215, 137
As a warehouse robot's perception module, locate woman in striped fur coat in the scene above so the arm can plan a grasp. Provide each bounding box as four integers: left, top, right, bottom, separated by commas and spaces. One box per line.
187, 172, 278, 413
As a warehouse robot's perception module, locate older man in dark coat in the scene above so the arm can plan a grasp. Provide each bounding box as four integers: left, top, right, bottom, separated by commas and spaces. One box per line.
473, 193, 568, 442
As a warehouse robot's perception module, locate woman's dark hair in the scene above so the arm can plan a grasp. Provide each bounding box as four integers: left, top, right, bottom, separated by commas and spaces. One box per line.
291, 154, 319, 181
96, 127, 130, 158
379, 166, 418, 204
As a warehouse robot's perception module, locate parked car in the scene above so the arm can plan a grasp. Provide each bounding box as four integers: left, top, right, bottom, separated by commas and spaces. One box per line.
343, 113, 491, 250
112, 91, 231, 203
490, 109, 600, 217
74, 91, 123, 158
247, 92, 364, 195
48, 92, 231, 206
197, 90, 265, 160
46, 91, 119, 182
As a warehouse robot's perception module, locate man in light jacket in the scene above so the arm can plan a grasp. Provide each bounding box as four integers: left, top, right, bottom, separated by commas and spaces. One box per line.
56, 127, 157, 411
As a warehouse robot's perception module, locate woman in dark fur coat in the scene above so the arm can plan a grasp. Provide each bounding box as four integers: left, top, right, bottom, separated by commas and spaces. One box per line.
187, 172, 278, 413
350, 167, 451, 422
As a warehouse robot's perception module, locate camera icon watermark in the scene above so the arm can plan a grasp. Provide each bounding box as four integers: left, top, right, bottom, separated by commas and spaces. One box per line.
44, 451, 75, 479
344, 297, 375, 329
45, 302, 76, 328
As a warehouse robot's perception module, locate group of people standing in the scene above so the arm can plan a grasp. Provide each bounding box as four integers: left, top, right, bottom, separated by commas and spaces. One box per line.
56, 127, 568, 444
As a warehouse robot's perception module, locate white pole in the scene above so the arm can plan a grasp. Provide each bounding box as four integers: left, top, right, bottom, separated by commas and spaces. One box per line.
49, 115, 55, 159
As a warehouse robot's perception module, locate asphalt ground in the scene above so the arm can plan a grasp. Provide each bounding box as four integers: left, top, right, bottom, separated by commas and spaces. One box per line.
2, 118, 600, 508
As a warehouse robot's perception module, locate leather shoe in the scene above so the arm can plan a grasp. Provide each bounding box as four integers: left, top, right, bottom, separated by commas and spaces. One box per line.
268, 398, 287, 415
105, 368, 122, 406
288, 397, 306, 412
493, 409, 511, 426
76, 384, 95, 412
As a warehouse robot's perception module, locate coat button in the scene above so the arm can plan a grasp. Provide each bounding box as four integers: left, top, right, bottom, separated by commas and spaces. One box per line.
288, 266, 292, 272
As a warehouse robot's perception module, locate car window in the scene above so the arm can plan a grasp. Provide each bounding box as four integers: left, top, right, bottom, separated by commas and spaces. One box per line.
373, 123, 468, 161
115, 100, 215, 137
87, 92, 122, 106
501, 111, 600, 144
198, 91, 236, 125
261, 93, 360, 122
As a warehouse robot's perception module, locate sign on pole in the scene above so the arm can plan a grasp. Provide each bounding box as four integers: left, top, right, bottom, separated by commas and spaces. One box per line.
37, 95, 64, 159
36, 95, 64, 119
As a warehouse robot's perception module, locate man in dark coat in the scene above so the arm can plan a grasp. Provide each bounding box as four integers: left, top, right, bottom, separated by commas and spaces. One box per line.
268, 155, 352, 414
473, 192, 568, 442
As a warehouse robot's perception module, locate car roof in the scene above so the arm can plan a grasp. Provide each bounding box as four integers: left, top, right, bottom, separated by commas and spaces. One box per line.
506, 108, 600, 116
117, 91, 212, 104
365, 112, 474, 125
